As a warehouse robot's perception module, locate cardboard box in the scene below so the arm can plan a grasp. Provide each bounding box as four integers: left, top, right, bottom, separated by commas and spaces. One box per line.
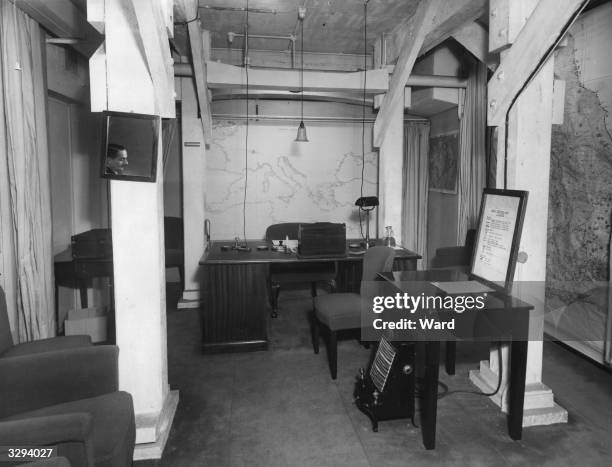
65, 307, 108, 343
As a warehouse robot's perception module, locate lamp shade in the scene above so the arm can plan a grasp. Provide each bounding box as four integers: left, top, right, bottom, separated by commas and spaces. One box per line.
295, 121, 309, 142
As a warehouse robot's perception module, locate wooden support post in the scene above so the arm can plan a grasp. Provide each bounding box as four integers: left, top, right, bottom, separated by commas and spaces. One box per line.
131, 0, 175, 117
373, 0, 440, 148
178, 78, 206, 309
187, 24, 214, 145
487, 0, 585, 126
378, 95, 404, 243
87, 0, 179, 458
471, 0, 570, 428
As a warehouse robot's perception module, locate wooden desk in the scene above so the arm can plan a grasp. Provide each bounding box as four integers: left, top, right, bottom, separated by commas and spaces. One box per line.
377, 269, 532, 450
54, 248, 113, 333
199, 240, 420, 353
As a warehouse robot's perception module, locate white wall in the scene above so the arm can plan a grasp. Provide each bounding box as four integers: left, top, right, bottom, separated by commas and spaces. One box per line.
207, 100, 378, 240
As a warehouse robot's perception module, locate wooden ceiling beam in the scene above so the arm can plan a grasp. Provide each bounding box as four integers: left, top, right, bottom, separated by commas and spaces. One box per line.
385, 0, 487, 63
176, 0, 213, 144
174, 0, 197, 23
206, 61, 389, 93
373, 0, 440, 148
451, 22, 497, 71
17, 0, 102, 57
131, 0, 175, 118
487, 0, 585, 126
188, 24, 213, 145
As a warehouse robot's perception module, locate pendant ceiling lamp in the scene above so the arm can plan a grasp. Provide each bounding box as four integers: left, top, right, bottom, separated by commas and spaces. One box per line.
295, 7, 308, 142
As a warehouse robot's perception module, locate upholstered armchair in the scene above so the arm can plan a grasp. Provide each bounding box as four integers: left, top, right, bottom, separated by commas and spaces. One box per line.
1, 286, 91, 359
0, 345, 135, 467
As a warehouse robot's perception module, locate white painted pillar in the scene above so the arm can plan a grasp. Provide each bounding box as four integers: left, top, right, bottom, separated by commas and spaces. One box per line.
111, 131, 179, 458
378, 100, 404, 243
470, 57, 567, 426
177, 78, 206, 308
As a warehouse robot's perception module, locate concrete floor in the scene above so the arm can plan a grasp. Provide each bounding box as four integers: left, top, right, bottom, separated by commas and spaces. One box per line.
136, 285, 612, 466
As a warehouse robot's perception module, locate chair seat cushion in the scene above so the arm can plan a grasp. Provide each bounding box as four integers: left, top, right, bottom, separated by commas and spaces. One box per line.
314, 293, 365, 331
1, 335, 92, 358
6, 392, 135, 467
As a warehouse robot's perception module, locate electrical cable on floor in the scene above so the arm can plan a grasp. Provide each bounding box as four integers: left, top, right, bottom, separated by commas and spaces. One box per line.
413, 343, 504, 400
503, 0, 590, 189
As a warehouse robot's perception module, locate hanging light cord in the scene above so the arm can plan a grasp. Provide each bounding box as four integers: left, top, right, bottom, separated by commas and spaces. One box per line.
300, 18, 304, 122
358, 0, 369, 241
243, 0, 249, 246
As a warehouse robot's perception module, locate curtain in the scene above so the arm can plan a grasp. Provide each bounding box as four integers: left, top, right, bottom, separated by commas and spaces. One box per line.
457, 59, 488, 244
402, 122, 430, 268
0, 3, 54, 341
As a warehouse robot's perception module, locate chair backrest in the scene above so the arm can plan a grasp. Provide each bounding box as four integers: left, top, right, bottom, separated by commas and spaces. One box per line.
360, 246, 395, 296
0, 285, 14, 355
264, 223, 306, 241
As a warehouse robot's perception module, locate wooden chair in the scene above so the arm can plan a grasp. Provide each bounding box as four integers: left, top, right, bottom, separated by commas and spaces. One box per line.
430, 229, 476, 375
312, 246, 395, 379
265, 223, 337, 318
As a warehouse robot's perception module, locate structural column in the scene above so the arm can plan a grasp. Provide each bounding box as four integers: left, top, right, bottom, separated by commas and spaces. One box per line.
178, 77, 206, 308
377, 99, 404, 244
111, 135, 179, 457
470, 56, 567, 426
88, 0, 179, 458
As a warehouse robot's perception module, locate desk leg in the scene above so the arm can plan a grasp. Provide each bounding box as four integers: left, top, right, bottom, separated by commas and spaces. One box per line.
55, 284, 60, 335
508, 340, 528, 440
78, 280, 88, 308
422, 341, 440, 450
445, 341, 456, 375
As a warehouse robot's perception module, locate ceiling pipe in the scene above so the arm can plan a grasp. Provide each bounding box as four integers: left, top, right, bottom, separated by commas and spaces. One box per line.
173, 62, 467, 88
228, 32, 296, 68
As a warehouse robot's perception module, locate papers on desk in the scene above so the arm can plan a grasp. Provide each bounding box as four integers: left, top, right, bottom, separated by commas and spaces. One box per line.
431, 280, 494, 295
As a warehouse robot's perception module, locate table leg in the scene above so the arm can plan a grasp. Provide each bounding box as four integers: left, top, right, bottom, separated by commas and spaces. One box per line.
508, 340, 528, 440
55, 284, 60, 335
78, 280, 88, 308
422, 341, 440, 450
445, 341, 456, 375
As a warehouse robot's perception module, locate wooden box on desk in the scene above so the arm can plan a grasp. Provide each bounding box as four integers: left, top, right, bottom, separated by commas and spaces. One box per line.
64, 307, 108, 343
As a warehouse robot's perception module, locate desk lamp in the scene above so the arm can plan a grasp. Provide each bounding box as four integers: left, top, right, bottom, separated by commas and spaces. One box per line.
355, 196, 379, 249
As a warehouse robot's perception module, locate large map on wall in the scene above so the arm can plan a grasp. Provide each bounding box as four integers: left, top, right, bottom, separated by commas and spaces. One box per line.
428, 132, 458, 193
547, 32, 612, 302
207, 120, 378, 240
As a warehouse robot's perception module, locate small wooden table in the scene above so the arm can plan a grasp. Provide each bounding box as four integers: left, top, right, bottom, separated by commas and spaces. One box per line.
376, 269, 532, 450
54, 248, 113, 334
